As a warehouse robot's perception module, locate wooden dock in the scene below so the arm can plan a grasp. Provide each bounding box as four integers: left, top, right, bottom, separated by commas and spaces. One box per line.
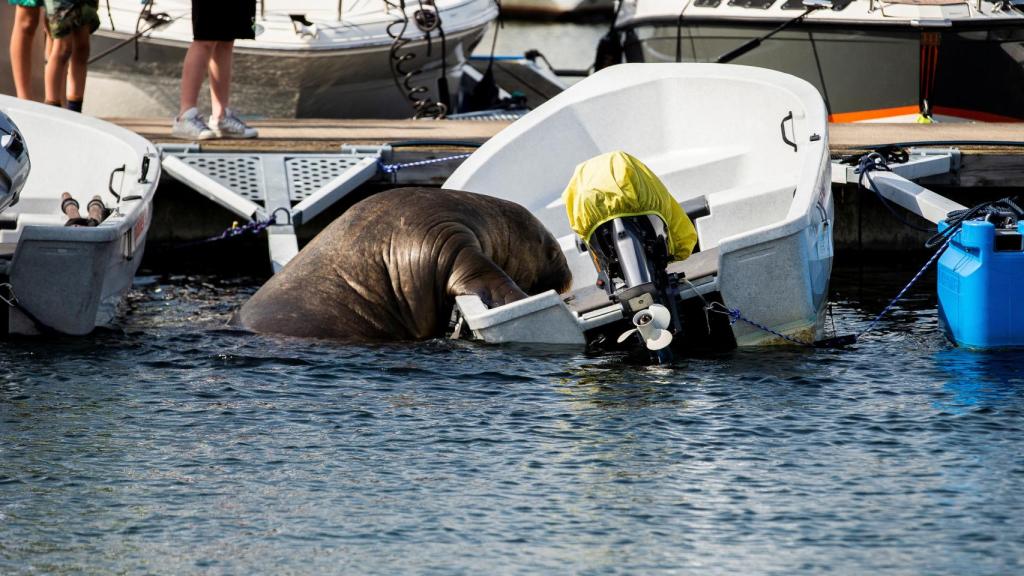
829, 123, 1024, 188
117, 117, 1024, 266
114, 118, 1024, 187
112, 117, 506, 152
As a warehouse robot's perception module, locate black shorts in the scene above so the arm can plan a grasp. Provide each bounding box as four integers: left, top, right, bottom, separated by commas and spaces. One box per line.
191, 0, 256, 41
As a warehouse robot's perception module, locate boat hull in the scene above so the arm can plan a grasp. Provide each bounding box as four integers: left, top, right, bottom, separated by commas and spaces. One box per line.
0, 97, 159, 336
85, 24, 490, 118
621, 22, 1024, 122
500, 0, 613, 18
447, 63, 833, 347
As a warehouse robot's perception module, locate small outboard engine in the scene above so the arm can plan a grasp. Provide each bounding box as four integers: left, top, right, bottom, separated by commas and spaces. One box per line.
0, 110, 29, 214
564, 150, 709, 360
584, 214, 684, 357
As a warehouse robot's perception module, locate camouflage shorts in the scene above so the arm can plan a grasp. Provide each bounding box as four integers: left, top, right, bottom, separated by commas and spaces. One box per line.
44, 0, 99, 38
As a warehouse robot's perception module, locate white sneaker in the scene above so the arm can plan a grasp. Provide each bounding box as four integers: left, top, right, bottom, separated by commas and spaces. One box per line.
213, 109, 258, 139
171, 108, 217, 140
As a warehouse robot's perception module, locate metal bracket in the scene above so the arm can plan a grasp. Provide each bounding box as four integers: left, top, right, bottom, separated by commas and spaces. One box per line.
837, 147, 968, 224
859, 171, 967, 224
157, 143, 201, 156
832, 147, 960, 184
0, 282, 17, 306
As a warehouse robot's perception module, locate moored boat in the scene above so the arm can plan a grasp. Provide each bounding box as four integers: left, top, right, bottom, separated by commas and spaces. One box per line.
445, 63, 833, 350
85, 0, 498, 119
500, 0, 614, 18
0, 95, 159, 335
612, 0, 1024, 122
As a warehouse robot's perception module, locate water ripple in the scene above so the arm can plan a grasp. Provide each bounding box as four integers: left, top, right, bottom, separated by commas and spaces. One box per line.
0, 268, 1022, 574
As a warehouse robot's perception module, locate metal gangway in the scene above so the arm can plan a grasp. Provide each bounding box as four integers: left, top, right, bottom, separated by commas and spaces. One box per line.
159, 144, 393, 272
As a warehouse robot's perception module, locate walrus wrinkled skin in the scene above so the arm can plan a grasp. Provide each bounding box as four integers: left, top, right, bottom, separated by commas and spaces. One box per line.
234, 187, 573, 341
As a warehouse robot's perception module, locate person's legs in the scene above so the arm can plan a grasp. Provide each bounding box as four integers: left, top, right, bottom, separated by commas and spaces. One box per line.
178, 39, 214, 116
207, 40, 233, 122
175, 0, 255, 139
9, 5, 41, 100
65, 24, 89, 110
172, 39, 216, 139
44, 34, 72, 105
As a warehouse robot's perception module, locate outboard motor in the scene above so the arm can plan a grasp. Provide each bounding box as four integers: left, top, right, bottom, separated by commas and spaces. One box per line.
564, 150, 700, 361
584, 214, 684, 359
0, 110, 29, 214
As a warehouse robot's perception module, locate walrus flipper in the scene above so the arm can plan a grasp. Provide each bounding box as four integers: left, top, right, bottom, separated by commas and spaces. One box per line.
447, 249, 529, 309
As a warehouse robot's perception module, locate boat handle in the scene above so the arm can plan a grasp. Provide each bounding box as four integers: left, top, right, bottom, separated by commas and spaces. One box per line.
109, 164, 125, 202
138, 156, 150, 184
780, 111, 797, 152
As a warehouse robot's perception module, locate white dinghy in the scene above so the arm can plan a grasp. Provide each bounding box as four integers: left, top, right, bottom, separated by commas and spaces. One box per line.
86, 0, 498, 119
0, 96, 159, 335
445, 63, 833, 351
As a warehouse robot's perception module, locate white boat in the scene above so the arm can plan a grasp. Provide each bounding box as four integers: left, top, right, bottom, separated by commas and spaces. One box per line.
0, 95, 159, 335
85, 0, 499, 119
445, 63, 833, 349
500, 0, 613, 18
613, 0, 1024, 122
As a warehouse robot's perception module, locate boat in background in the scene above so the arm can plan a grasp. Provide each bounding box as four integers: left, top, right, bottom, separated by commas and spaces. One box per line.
445, 63, 833, 349
500, 0, 613, 18
85, 0, 498, 119
613, 0, 1024, 122
0, 95, 159, 335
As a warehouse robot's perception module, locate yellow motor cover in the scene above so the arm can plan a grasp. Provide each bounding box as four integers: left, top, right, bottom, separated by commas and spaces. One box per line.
562, 151, 697, 262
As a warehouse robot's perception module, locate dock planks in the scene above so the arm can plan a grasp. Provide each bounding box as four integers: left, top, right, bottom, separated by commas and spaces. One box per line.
111, 117, 510, 153
830, 123, 1024, 187
829, 122, 1024, 151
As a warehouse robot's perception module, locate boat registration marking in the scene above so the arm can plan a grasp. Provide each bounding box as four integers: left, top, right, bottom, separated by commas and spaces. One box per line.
132, 206, 148, 250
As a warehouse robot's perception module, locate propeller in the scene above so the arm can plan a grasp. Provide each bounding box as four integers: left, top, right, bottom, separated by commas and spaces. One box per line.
617, 304, 674, 351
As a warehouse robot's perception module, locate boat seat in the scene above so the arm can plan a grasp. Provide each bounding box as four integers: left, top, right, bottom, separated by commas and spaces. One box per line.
697, 180, 795, 249
703, 179, 795, 207
667, 246, 719, 280
1, 212, 67, 228
6, 196, 63, 216
563, 284, 614, 314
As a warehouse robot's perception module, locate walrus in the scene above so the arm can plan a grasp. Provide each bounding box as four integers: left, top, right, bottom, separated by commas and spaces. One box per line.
233, 187, 573, 341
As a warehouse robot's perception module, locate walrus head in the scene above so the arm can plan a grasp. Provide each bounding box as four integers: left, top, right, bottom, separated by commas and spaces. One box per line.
516, 226, 574, 296
486, 201, 573, 299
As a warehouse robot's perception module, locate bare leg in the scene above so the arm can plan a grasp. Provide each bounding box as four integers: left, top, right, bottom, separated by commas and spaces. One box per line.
44, 35, 72, 105
65, 26, 90, 104
178, 40, 215, 116
9, 6, 41, 100
208, 40, 234, 122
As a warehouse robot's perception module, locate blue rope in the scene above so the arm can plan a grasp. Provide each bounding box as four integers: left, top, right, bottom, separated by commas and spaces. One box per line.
706, 302, 815, 347
856, 235, 952, 339
705, 236, 952, 347
176, 207, 291, 249
378, 153, 472, 174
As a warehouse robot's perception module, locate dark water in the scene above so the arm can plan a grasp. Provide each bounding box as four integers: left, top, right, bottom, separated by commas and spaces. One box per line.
2, 264, 1023, 575
474, 21, 609, 73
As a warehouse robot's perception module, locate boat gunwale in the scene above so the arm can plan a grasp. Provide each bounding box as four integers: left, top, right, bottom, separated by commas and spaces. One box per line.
616, 13, 1024, 28
0, 97, 160, 245
96, 0, 498, 54
93, 21, 492, 56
